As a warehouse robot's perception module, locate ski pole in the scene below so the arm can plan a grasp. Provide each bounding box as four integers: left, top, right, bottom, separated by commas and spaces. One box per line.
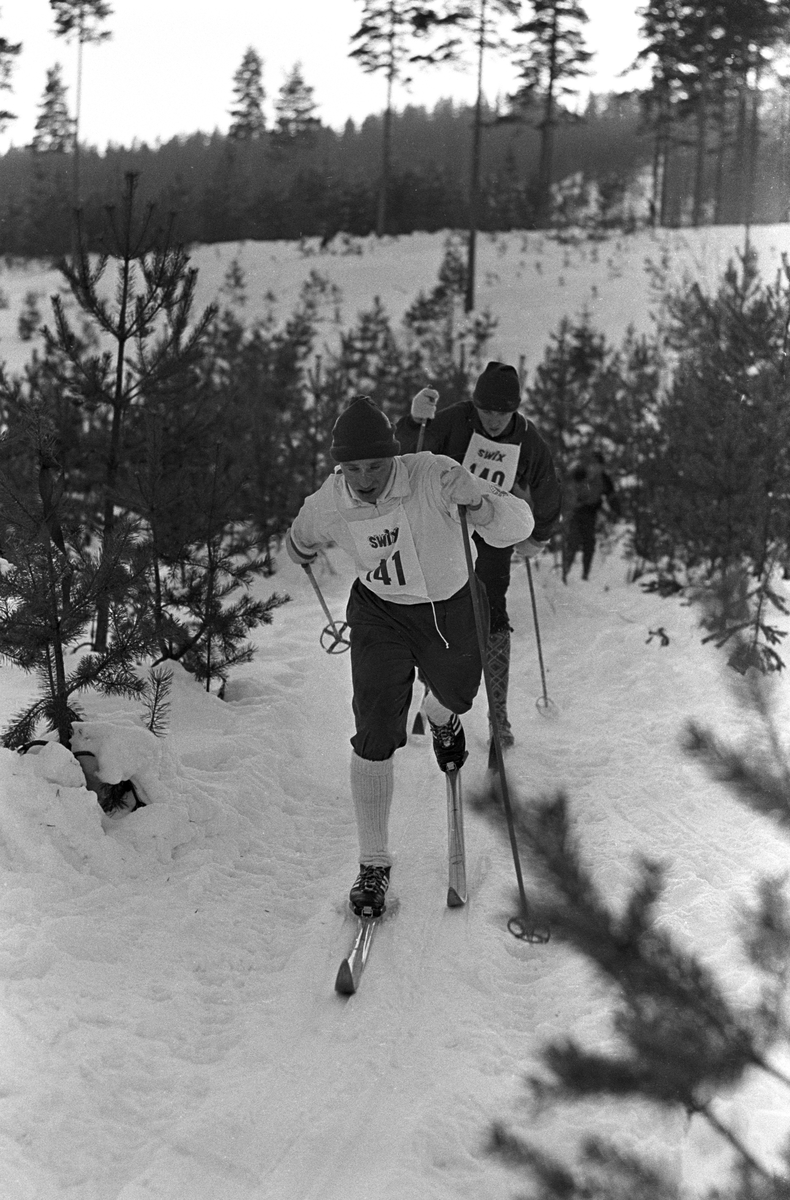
525, 559, 557, 715
302, 563, 351, 654
458, 506, 550, 944
411, 407, 431, 723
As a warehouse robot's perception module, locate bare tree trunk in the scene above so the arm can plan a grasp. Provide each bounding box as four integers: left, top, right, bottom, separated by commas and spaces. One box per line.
711, 81, 729, 223
733, 77, 749, 224
691, 9, 710, 227
93, 177, 135, 652
745, 69, 761, 228
536, 87, 556, 227
464, 0, 486, 314
70, 32, 84, 257
651, 129, 662, 226
73, 33, 83, 209
376, 69, 394, 237
659, 117, 672, 227
535, 3, 559, 229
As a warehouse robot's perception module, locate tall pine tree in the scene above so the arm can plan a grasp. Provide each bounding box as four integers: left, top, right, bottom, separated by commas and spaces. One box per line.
350, 0, 455, 237
47, 172, 217, 652
414, 0, 521, 311
228, 46, 266, 140
31, 63, 74, 153
0, 403, 146, 750
49, 0, 113, 209
510, 0, 592, 228
0, 7, 21, 131
272, 63, 321, 146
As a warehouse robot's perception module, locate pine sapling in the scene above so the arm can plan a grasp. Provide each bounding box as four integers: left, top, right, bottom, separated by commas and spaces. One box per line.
0, 405, 146, 749
43, 170, 217, 652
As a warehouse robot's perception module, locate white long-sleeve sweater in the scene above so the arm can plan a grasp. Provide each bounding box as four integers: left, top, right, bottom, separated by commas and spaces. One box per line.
288, 453, 534, 605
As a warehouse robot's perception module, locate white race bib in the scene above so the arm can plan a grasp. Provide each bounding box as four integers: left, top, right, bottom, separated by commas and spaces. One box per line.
347, 505, 429, 599
462, 432, 520, 492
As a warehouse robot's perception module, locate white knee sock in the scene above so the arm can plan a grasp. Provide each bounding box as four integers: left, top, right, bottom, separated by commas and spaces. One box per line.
423, 691, 453, 727
350, 752, 394, 867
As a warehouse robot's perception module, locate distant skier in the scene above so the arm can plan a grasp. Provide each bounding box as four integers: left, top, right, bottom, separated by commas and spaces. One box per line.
286, 395, 533, 917
395, 362, 561, 748
562, 451, 621, 583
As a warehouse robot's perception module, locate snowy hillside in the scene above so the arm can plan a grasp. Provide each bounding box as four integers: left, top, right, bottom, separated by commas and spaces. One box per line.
1, 539, 789, 1199
3, 224, 790, 380
3, 225, 790, 1197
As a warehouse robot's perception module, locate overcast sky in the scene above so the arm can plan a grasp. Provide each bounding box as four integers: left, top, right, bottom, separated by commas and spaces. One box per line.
0, 0, 648, 153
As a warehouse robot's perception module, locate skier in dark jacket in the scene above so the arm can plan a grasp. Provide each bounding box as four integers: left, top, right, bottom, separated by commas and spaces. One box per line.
562, 451, 621, 582
396, 361, 562, 749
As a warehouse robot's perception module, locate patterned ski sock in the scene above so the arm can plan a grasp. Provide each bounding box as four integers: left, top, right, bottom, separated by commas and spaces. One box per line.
487, 628, 514, 747
350, 752, 394, 868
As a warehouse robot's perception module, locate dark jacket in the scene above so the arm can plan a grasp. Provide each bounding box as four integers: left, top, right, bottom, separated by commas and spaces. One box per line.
565, 463, 621, 520
396, 401, 562, 542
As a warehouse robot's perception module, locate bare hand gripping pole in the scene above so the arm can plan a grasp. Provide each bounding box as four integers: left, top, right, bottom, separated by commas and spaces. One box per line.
458, 506, 550, 944
302, 563, 351, 654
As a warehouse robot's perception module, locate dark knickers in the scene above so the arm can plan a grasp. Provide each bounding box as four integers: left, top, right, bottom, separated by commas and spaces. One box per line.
346, 578, 489, 761
472, 533, 513, 633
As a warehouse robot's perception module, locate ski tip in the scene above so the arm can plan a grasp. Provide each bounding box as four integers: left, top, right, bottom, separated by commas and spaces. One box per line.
411, 712, 425, 735
447, 886, 467, 908
335, 960, 356, 995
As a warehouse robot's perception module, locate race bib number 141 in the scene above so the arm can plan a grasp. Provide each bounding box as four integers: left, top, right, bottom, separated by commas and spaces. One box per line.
348, 505, 429, 599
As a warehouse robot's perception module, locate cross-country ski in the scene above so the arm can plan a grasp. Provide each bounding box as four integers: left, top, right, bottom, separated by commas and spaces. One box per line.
336, 761, 468, 995
445, 765, 467, 908
335, 912, 381, 995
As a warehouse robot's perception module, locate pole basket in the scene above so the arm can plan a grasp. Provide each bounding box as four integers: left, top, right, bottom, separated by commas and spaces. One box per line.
319, 622, 351, 654
536, 695, 559, 718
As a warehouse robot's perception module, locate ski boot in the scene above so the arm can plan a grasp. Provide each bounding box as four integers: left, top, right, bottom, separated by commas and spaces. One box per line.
349, 864, 390, 917
428, 712, 468, 772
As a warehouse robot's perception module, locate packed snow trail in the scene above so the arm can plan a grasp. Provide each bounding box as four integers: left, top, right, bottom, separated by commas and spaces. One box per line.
1, 543, 789, 1198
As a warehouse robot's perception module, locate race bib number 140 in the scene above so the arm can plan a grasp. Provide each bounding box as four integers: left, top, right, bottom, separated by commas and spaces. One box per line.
462, 432, 520, 492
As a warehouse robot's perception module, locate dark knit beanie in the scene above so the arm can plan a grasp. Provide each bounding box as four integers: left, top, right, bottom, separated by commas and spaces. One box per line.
330, 395, 401, 463
472, 361, 521, 412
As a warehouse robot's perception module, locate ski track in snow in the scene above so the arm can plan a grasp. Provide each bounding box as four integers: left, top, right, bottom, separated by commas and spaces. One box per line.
1, 542, 789, 1199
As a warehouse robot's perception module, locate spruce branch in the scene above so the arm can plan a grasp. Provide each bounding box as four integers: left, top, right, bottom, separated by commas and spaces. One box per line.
685, 722, 790, 830
488, 1124, 677, 1200
141, 666, 171, 737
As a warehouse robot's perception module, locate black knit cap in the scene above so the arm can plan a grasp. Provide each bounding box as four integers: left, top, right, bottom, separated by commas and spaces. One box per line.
472, 361, 521, 412
330, 395, 401, 463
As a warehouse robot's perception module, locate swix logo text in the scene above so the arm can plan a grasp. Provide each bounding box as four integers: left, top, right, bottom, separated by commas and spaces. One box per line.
368, 527, 400, 548
478, 448, 506, 463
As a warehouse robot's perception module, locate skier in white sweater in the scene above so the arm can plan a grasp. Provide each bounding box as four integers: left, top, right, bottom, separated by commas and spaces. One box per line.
287, 395, 533, 916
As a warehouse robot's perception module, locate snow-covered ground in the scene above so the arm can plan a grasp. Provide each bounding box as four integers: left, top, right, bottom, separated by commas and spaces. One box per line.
1, 540, 789, 1199
3, 223, 790, 381
2, 226, 790, 1197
